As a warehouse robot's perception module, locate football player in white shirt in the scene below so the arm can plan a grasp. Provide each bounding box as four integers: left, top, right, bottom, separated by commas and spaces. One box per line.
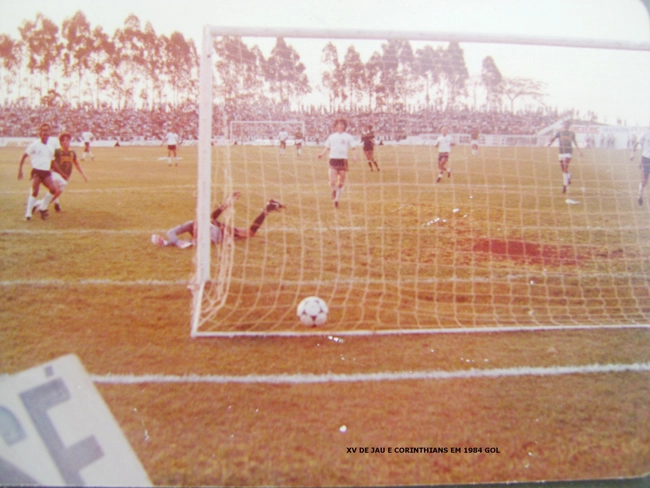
81, 130, 94, 161
435, 127, 455, 182
278, 128, 289, 155
17, 123, 63, 220
317, 118, 358, 208
630, 126, 650, 206
162, 129, 181, 166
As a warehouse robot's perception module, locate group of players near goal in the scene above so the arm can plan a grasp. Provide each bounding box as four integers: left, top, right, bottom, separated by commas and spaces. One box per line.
16, 119, 650, 247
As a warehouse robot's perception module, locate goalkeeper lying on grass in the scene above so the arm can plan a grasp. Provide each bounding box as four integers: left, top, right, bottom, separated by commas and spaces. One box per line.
151, 192, 285, 248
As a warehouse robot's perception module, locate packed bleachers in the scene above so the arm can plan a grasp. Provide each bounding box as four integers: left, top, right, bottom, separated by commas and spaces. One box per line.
0, 103, 561, 142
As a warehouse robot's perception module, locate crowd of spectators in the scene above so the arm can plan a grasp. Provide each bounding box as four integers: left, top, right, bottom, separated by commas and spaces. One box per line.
0, 102, 561, 142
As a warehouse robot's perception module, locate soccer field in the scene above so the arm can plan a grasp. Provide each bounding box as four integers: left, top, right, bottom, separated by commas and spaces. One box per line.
1, 144, 649, 486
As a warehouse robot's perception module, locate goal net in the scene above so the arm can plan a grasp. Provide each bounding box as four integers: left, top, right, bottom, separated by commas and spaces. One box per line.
191, 25, 650, 337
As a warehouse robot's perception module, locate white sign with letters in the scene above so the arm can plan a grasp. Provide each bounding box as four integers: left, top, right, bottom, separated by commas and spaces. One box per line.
0, 354, 151, 486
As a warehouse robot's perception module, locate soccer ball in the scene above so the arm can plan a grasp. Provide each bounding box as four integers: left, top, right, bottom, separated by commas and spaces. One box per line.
297, 296, 328, 327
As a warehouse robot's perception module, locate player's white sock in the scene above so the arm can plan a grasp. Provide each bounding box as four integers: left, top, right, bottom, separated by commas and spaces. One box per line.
562, 173, 568, 186
25, 195, 36, 217
336, 187, 344, 201
472, 150, 477, 156
39, 193, 54, 211
640, 182, 644, 197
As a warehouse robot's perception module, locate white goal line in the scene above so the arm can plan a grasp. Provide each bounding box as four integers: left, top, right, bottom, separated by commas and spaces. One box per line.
91, 361, 650, 386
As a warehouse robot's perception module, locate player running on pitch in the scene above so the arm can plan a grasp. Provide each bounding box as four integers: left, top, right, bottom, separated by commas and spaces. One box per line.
162, 128, 181, 166
318, 118, 358, 209
151, 192, 285, 248
278, 127, 289, 155
33, 131, 88, 213
295, 129, 304, 156
361, 124, 380, 171
548, 121, 583, 194
630, 125, 650, 206
435, 127, 454, 182
18, 123, 62, 220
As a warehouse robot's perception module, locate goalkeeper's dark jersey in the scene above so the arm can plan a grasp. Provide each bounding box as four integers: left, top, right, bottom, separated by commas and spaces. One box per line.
553, 130, 577, 154
54, 148, 77, 180
361, 131, 375, 150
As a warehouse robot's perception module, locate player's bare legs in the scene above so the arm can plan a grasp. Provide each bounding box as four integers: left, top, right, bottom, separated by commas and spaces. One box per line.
639, 166, 649, 206
30, 173, 62, 220
329, 167, 347, 208
436, 155, 449, 183
364, 149, 379, 171
560, 157, 572, 193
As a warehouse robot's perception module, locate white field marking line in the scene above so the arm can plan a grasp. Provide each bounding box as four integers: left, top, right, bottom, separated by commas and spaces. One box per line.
89, 362, 650, 385
0, 279, 187, 286
193, 324, 650, 339
4, 225, 650, 235
1, 185, 194, 195
4, 271, 650, 287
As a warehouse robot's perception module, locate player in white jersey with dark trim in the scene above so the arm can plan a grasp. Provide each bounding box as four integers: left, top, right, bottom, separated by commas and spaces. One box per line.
278, 128, 289, 155
630, 126, 650, 206
435, 127, 454, 182
151, 192, 285, 248
81, 130, 94, 160
317, 118, 358, 208
162, 129, 181, 166
17, 123, 62, 220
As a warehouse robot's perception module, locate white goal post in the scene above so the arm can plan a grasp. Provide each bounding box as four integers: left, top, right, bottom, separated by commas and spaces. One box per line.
191, 24, 650, 337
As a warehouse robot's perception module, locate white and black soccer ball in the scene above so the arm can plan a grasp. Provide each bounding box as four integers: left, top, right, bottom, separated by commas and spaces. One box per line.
297, 296, 328, 327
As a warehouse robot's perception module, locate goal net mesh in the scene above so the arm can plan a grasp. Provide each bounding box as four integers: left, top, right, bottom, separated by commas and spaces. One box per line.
192, 28, 650, 336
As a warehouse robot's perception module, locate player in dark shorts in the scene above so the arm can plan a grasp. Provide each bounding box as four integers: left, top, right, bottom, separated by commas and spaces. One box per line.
548, 121, 582, 194
361, 125, 380, 171
48, 132, 88, 211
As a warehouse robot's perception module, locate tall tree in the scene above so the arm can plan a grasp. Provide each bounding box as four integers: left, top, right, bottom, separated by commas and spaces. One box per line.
321, 42, 344, 110
214, 36, 264, 105
501, 77, 546, 113
164, 31, 198, 107
61, 11, 94, 106
415, 44, 441, 108
362, 51, 382, 110
19, 13, 63, 103
481, 56, 502, 111
378, 39, 416, 108
263, 37, 310, 109
439, 42, 468, 110
112, 14, 147, 108
0, 34, 22, 100
341, 45, 364, 109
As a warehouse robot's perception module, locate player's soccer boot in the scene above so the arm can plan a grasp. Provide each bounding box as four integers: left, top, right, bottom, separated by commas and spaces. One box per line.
562, 186, 567, 194
334, 200, 339, 209
151, 234, 166, 246
39, 209, 49, 220
447, 170, 451, 178
25, 215, 31, 221
436, 174, 442, 183
266, 199, 286, 212
54, 203, 61, 212
639, 196, 644, 206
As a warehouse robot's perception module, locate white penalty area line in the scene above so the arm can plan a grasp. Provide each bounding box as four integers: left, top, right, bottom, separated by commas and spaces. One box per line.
91, 362, 650, 386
